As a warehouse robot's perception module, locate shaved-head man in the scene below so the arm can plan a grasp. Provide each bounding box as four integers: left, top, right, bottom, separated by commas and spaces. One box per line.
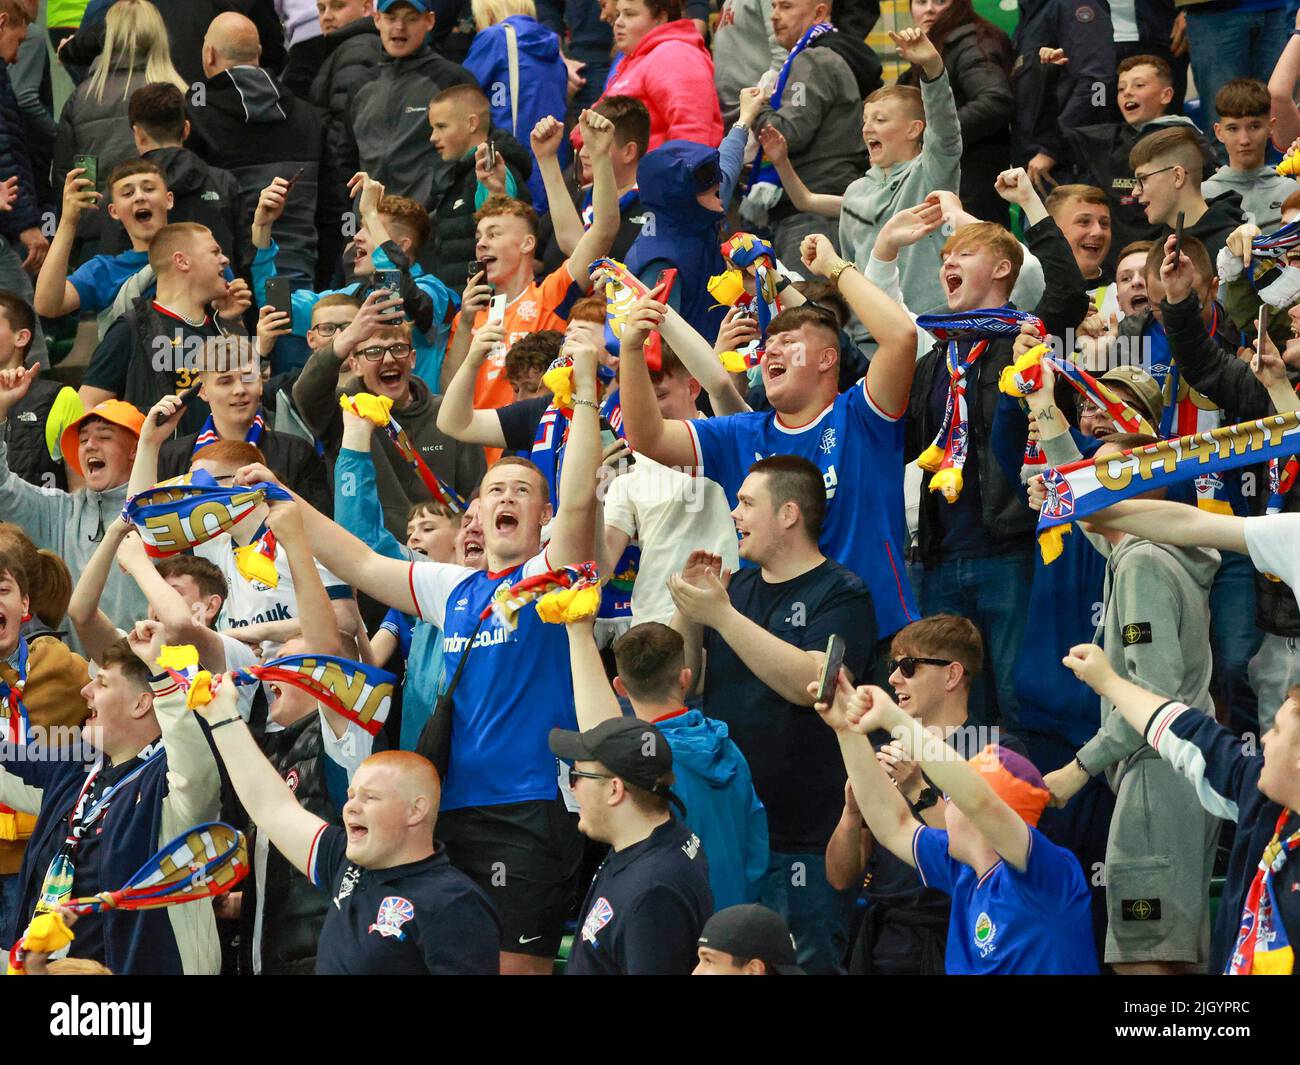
194, 678, 502, 974
202, 11, 262, 76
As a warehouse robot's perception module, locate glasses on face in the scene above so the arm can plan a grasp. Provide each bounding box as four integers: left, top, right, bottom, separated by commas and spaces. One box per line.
887, 656, 954, 679
308, 321, 352, 338
357, 343, 414, 362
1132, 165, 1178, 195
568, 768, 612, 789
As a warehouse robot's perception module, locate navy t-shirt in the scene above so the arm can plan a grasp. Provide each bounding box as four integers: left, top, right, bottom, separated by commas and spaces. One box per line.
702, 558, 876, 853
566, 817, 713, 975
912, 823, 1099, 974
926, 347, 993, 561
307, 824, 501, 975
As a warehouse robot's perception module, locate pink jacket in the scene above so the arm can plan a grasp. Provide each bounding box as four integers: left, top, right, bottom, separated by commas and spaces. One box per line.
600, 20, 723, 151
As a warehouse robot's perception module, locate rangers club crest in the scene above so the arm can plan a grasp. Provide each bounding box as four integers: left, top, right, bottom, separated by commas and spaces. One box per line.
369, 895, 416, 939
581, 896, 614, 943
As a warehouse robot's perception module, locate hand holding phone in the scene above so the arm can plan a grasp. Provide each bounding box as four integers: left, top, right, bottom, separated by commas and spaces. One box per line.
1173, 210, 1185, 262
816, 634, 847, 705
488, 293, 507, 326
156, 384, 201, 425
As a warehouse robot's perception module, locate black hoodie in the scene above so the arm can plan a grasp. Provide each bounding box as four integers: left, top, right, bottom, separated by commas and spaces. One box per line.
187, 65, 324, 287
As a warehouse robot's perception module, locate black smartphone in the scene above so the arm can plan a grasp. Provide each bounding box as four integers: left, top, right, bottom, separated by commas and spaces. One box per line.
1254, 302, 1268, 372
486, 139, 497, 172
816, 634, 847, 704
468, 259, 485, 281
284, 166, 306, 193
599, 414, 634, 467
1173, 210, 1185, 262
72, 153, 98, 191
156, 383, 201, 425
265, 276, 292, 318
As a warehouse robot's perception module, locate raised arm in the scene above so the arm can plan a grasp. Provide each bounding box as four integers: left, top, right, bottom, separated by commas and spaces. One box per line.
755, 121, 843, 219
618, 290, 703, 467
67, 517, 133, 664
565, 109, 620, 292
190, 671, 328, 876
801, 234, 917, 418
659, 303, 750, 415
435, 320, 510, 446
547, 336, 601, 567
1269, 14, 1300, 149
438, 273, 494, 394
565, 617, 623, 730
813, 672, 921, 867
1087, 499, 1248, 554
129, 396, 187, 496
532, 117, 582, 257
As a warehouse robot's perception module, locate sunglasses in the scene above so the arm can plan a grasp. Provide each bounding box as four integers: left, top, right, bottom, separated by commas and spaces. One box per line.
887, 656, 954, 678
568, 768, 612, 789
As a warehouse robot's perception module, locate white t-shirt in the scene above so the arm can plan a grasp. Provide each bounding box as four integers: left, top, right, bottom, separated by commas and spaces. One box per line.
1244, 514, 1300, 605
602, 450, 740, 626
216, 631, 261, 723
196, 534, 349, 655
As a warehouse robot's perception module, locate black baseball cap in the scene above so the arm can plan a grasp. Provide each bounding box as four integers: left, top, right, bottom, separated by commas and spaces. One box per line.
549, 718, 686, 816
698, 905, 804, 975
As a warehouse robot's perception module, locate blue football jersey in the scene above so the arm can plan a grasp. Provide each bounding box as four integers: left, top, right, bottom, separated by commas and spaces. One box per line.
685, 377, 918, 638
409, 551, 577, 810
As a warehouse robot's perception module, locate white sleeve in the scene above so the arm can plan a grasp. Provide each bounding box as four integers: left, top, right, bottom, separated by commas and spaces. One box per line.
316, 560, 348, 593
218, 633, 262, 722
1010, 243, 1044, 311
1244, 514, 1300, 599
521, 549, 554, 580
602, 471, 637, 538
318, 713, 375, 780
409, 559, 478, 629
863, 254, 933, 361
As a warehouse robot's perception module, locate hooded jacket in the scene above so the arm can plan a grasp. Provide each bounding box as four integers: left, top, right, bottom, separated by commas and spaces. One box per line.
655, 709, 768, 911
599, 20, 723, 151
294, 347, 485, 542
1060, 114, 1215, 256
427, 129, 533, 291
52, 54, 146, 195
1202, 164, 1298, 230
464, 16, 568, 211
754, 40, 869, 221
1169, 191, 1247, 263
187, 65, 323, 287
840, 70, 962, 323
101, 147, 242, 274
1077, 535, 1218, 787
899, 22, 1013, 227
345, 44, 477, 212
624, 139, 727, 343
0, 438, 146, 656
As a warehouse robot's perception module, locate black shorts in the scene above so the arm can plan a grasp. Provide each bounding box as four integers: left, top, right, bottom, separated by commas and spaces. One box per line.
438, 798, 585, 959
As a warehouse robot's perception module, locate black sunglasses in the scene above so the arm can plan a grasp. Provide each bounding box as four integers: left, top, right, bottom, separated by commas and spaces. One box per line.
887, 656, 954, 678
568, 768, 611, 789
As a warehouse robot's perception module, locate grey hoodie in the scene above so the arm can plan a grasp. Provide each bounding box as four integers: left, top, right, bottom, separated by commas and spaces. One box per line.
713, 0, 786, 125
1077, 534, 1219, 784
0, 438, 147, 654
1202, 164, 1299, 230
839, 69, 962, 324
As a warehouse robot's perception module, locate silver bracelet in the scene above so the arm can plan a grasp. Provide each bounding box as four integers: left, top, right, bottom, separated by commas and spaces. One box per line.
571, 397, 599, 411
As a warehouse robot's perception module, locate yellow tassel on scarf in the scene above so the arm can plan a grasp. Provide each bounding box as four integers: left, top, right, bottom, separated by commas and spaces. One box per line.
1038, 523, 1071, 565
916, 444, 945, 473
928, 467, 964, 503
0, 810, 36, 842
157, 644, 199, 673
234, 541, 280, 590
707, 268, 746, 307
542, 361, 575, 411
185, 671, 215, 710
719, 350, 749, 374
535, 583, 602, 624
6, 911, 75, 973
997, 343, 1051, 397
1278, 152, 1300, 177
340, 392, 394, 426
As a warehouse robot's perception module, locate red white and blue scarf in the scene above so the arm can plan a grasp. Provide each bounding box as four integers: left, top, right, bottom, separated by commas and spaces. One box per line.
191, 409, 267, 457
1227, 808, 1299, 975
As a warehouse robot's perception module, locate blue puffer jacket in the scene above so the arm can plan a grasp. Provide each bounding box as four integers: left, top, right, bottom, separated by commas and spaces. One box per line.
657, 709, 768, 910
0, 59, 40, 239
625, 139, 727, 344
464, 16, 569, 211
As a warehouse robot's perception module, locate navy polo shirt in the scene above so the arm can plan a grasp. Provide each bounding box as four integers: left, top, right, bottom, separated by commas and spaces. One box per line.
307, 825, 502, 975
566, 817, 713, 976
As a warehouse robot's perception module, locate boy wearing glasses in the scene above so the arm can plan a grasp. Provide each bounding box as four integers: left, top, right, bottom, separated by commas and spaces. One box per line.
1130, 127, 1245, 263
294, 290, 485, 541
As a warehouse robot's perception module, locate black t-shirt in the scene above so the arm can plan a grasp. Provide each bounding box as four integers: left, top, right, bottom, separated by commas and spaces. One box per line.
495, 395, 552, 456
307, 825, 501, 975
702, 558, 876, 853
81, 303, 219, 435
567, 817, 712, 976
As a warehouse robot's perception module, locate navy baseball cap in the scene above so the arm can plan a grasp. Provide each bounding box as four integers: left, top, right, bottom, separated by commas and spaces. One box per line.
698, 905, 804, 975
377, 0, 432, 11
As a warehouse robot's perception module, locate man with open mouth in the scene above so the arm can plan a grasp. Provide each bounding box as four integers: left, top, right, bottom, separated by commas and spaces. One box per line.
244, 333, 605, 975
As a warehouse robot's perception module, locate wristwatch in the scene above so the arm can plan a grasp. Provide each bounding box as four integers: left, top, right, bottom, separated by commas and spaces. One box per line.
826, 260, 855, 288
911, 786, 940, 813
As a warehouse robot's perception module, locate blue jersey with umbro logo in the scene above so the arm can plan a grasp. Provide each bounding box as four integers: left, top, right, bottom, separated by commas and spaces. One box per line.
409, 550, 577, 811
685, 377, 918, 638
